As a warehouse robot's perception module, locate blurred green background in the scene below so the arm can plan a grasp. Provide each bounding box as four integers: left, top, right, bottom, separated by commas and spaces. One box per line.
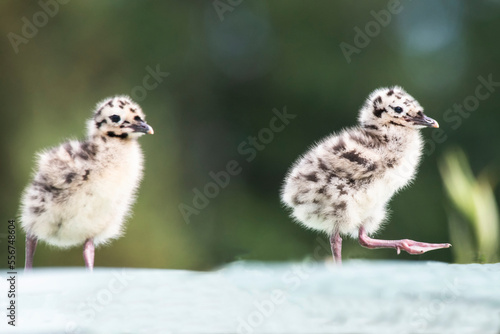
1, 1, 499, 269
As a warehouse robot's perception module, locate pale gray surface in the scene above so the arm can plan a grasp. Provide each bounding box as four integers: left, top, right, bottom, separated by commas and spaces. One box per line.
1, 261, 499, 334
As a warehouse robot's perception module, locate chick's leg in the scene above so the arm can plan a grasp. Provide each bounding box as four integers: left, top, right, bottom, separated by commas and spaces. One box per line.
330, 230, 342, 264
25, 234, 38, 270
83, 238, 95, 271
358, 226, 451, 255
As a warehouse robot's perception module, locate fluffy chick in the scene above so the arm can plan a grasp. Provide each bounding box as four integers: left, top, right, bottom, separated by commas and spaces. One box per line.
21, 96, 154, 270
282, 86, 451, 264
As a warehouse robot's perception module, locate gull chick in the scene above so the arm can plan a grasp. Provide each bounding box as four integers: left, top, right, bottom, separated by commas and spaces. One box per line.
21, 96, 154, 270
282, 86, 451, 264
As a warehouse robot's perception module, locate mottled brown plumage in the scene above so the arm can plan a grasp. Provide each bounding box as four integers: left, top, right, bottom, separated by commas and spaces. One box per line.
282, 86, 451, 263
21, 96, 154, 270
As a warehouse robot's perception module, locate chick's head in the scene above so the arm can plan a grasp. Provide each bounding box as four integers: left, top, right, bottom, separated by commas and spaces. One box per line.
359, 86, 438, 130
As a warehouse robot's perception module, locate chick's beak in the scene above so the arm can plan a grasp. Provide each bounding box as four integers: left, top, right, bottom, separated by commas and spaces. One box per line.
130, 121, 154, 134
407, 114, 439, 128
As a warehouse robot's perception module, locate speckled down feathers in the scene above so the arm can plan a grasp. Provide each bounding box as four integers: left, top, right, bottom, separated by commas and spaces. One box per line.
282, 86, 430, 237
20, 96, 149, 248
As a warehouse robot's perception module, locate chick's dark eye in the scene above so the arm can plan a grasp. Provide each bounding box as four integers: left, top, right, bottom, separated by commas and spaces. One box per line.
134, 116, 142, 121
394, 106, 403, 113
110, 114, 121, 123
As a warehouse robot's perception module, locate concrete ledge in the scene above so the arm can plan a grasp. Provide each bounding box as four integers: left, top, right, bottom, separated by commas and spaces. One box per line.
1, 260, 499, 333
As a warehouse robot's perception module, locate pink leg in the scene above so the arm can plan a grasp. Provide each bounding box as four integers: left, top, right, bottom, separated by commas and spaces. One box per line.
330, 231, 342, 265
25, 235, 38, 270
358, 226, 451, 255
83, 238, 95, 271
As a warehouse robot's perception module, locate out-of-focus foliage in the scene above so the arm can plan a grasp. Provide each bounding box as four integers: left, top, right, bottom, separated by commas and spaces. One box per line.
439, 148, 499, 263
1, 1, 499, 269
